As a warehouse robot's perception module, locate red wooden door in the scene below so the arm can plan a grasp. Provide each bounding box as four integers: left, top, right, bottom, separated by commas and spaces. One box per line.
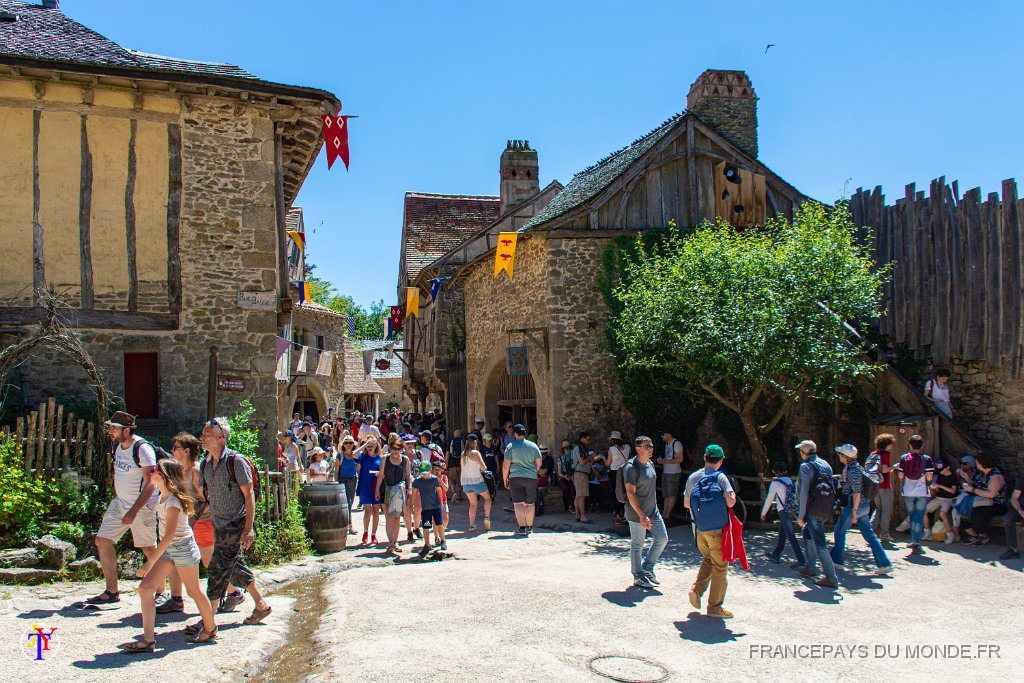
124, 353, 159, 419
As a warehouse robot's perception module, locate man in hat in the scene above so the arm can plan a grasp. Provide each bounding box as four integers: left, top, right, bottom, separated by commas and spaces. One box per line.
471, 417, 486, 445
684, 444, 736, 617
358, 414, 382, 443
87, 411, 160, 604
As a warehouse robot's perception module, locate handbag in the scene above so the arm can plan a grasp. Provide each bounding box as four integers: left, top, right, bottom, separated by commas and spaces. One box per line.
482, 470, 497, 498
953, 492, 975, 518
385, 482, 407, 516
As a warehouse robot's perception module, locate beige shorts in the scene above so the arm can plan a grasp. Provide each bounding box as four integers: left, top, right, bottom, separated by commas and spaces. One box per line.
926, 497, 953, 514
573, 472, 590, 498
96, 498, 157, 548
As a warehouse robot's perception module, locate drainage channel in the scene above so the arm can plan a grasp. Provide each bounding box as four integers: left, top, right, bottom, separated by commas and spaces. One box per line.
247, 571, 332, 683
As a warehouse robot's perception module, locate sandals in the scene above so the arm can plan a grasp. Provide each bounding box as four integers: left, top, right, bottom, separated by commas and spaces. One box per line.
184, 621, 204, 636
86, 590, 121, 604
187, 627, 218, 644
243, 605, 272, 625
119, 639, 155, 653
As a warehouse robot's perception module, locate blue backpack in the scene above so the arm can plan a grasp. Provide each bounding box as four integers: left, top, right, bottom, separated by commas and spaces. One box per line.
691, 472, 729, 531
777, 477, 798, 514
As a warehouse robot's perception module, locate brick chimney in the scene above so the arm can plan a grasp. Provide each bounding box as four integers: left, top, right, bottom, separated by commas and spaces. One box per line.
686, 70, 758, 159
499, 140, 539, 214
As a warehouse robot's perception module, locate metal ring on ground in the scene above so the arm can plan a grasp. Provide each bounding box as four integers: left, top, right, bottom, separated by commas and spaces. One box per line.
588, 655, 670, 683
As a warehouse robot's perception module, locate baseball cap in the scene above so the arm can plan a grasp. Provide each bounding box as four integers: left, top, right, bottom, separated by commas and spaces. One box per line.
483, 433, 493, 441
835, 444, 858, 458
402, 435, 417, 443
419, 430, 432, 438
430, 459, 444, 468
419, 462, 432, 474
475, 417, 486, 424
513, 423, 527, 433
283, 429, 296, 439
935, 460, 952, 470
796, 440, 817, 453
704, 444, 725, 461
959, 455, 977, 467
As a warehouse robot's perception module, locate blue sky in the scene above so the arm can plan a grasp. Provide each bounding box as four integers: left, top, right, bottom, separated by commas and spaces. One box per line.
63, 0, 1023, 310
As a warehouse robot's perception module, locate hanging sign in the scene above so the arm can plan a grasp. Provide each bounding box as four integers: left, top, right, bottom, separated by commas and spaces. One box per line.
218, 376, 246, 392
507, 346, 529, 377
405, 288, 420, 318
375, 358, 391, 371
494, 232, 518, 280
322, 115, 352, 170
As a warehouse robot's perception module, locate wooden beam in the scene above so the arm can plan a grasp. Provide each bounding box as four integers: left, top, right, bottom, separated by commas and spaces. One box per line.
166, 124, 182, 314
125, 118, 139, 312
686, 119, 698, 227
32, 109, 43, 305
274, 127, 289, 305
0, 307, 179, 330
78, 115, 94, 309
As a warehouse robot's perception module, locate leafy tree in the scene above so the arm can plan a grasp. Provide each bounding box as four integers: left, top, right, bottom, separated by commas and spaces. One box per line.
609, 202, 886, 477
306, 273, 393, 340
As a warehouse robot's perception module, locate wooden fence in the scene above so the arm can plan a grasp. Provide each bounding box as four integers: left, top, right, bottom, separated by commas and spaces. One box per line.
260, 468, 295, 522
849, 177, 1023, 375
1, 397, 107, 485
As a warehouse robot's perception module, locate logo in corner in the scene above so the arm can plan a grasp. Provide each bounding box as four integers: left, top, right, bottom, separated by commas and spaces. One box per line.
20, 625, 60, 662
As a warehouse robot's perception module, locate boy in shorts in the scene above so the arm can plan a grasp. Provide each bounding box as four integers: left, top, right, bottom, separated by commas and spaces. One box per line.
412, 462, 446, 556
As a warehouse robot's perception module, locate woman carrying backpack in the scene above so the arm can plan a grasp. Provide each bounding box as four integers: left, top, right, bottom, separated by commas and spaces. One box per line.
895, 434, 935, 555
760, 461, 806, 567
829, 445, 892, 574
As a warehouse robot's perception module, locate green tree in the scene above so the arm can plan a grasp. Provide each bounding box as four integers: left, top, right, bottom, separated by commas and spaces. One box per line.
306, 274, 393, 340
609, 202, 886, 477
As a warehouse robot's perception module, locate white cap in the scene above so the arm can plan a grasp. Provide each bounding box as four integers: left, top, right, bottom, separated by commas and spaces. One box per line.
834, 444, 858, 458
609, 431, 622, 440
475, 417, 485, 423
795, 440, 817, 453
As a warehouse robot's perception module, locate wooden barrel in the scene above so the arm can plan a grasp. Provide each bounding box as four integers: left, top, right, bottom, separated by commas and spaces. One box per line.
299, 482, 349, 553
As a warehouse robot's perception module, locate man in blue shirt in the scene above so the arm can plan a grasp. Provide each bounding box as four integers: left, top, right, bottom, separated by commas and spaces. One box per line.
502, 424, 542, 536
795, 440, 840, 589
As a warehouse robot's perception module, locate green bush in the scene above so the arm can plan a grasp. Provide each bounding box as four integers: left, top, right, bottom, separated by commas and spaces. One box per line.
0, 435, 60, 545
227, 400, 262, 467
49, 520, 85, 545
246, 498, 312, 566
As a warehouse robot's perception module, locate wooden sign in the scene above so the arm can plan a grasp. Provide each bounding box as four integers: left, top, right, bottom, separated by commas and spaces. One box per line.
237, 291, 276, 309
375, 358, 391, 371
714, 161, 766, 227
218, 376, 245, 392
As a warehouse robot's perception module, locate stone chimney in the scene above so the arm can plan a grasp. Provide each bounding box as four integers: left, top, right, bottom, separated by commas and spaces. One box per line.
499, 140, 539, 213
41, 0, 60, 9
686, 70, 758, 159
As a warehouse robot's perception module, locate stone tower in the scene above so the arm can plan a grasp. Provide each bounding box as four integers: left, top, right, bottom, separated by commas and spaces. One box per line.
686, 70, 758, 159
499, 140, 539, 213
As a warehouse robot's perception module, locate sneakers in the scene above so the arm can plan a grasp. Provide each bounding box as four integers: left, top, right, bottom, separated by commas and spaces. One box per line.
156, 595, 184, 613
976, 535, 990, 546
469, 525, 477, 532
414, 528, 423, 539
687, 590, 701, 609
706, 607, 734, 619
814, 577, 839, 589
944, 535, 955, 545
407, 531, 415, 543
218, 590, 245, 613
910, 544, 926, 555
484, 518, 491, 531
876, 565, 894, 576
798, 567, 818, 578
895, 519, 910, 533
633, 576, 655, 589
438, 541, 448, 551
418, 545, 432, 558
153, 591, 171, 608
922, 529, 932, 541
525, 526, 533, 536
643, 571, 660, 586
514, 527, 527, 536
998, 549, 1020, 560
762, 552, 780, 564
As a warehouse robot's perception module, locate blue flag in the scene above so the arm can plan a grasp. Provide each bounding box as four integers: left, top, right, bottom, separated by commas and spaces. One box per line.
428, 277, 449, 302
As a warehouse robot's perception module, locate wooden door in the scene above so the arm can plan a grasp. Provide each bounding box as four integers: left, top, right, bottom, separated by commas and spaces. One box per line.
124, 353, 159, 419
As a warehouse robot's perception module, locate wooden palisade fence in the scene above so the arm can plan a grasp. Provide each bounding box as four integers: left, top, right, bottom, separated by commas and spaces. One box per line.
261, 468, 294, 522
1, 397, 107, 486
850, 177, 1023, 376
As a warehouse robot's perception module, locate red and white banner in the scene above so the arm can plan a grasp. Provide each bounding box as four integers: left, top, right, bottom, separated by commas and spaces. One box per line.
322, 115, 351, 170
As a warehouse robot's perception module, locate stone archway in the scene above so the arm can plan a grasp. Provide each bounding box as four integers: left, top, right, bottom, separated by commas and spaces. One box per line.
483, 360, 537, 436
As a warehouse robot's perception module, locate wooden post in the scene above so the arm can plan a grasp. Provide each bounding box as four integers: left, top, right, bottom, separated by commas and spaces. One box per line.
207, 345, 219, 421
49, 400, 61, 472
62, 412, 73, 470
264, 465, 271, 522
76, 418, 86, 474
16, 416, 27, 472
34, 403, 46, 476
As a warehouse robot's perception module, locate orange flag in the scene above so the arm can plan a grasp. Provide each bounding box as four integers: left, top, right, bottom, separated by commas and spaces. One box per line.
494, 232, 518, 279
405, 287, 420, 318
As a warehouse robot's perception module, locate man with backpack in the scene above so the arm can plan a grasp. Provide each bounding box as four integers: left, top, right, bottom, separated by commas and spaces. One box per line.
895, 434, 935, 555
794, 440, 840, 589
623, 436, 668, 589
829, 444, 892, 575
87, 411, 161, 605
192, 417, 272, 627
683, 444, 736, 618
658, 430, 687, 520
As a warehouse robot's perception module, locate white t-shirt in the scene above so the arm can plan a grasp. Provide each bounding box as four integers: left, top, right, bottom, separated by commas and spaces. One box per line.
113, 436, 159, 505
662, 440, 684, 474
308, 460, 329, 481
608, 444, 631, 471
157, 494, 194, 544
358, 424, 382, 442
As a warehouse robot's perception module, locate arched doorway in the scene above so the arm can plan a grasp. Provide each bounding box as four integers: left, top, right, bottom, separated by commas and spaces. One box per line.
485, 362, 537, 435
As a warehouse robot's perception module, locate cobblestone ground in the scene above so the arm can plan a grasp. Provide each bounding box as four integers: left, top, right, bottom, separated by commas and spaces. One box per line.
2, 492, 1021, 682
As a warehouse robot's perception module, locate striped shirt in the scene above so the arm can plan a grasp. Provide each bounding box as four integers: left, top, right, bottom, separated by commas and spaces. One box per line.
841, 461, 864, 496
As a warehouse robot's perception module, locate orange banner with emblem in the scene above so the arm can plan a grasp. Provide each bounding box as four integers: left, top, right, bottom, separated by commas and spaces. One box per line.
494, 232, 518, 280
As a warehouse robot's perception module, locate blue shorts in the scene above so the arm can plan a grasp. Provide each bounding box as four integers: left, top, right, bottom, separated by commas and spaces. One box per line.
462, 481, 488, 494
162, 538, 201, 568
421, 508, 442, 528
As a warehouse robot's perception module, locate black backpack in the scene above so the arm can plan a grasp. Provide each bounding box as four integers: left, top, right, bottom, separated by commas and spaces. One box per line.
806, 462, 836, 518
111, 438, 172, 468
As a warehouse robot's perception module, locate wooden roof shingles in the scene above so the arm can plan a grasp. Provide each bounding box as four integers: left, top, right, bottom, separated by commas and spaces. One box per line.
341, 337, 383, 395
402, 192, 500, 283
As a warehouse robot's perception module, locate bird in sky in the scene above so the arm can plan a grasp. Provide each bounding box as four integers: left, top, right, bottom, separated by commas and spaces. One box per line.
765, 44, 775, 54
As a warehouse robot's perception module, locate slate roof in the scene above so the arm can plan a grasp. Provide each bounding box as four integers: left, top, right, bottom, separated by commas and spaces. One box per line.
523, 113, 685, 231
340, 336, 383, 395
402, 192, 500, 283
0, 1, 257, 79
355, 339, 405, 380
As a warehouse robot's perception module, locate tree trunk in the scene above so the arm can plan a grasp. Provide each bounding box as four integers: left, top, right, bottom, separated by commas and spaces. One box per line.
738, 411, 769, 480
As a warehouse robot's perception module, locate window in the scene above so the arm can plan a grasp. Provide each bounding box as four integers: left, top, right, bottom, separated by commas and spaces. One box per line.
293, 328, 302, 350
316, 335, 325, 351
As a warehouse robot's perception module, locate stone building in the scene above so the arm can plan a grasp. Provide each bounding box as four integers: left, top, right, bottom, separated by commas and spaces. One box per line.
356, 339, 411, 412
400, 141, 563, 431
403, 70, 807, 450
0, 1, 340, 455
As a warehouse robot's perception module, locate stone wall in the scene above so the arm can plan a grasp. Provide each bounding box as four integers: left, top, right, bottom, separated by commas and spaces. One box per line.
277, 304, 348, 427
375, 377, 411, 411
14, 98, 283, 458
